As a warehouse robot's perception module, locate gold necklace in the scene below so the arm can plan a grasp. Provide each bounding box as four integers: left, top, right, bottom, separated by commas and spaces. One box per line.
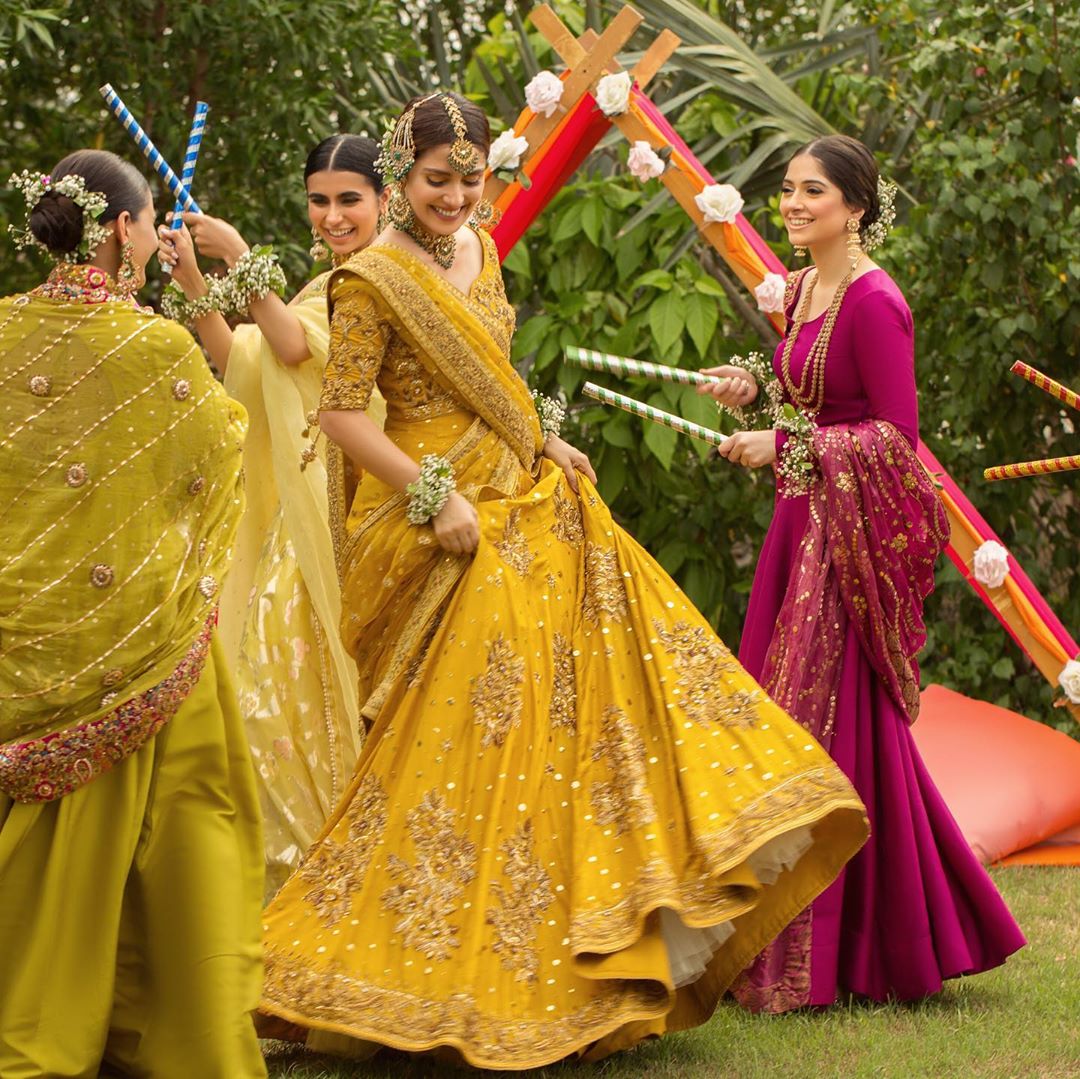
780, 256, 862, 416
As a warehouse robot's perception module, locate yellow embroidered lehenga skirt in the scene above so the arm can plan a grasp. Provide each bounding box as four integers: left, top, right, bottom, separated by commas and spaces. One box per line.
260, 238, 868, 1068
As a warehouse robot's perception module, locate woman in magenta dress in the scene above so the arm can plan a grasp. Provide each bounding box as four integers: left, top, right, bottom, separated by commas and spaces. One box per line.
702, 135, 1025, 1010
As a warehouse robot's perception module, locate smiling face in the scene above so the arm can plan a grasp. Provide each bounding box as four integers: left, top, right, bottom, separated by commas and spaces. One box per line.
401, 143, 486, 236
780, 152, 863, 250
307, 170, 384, 257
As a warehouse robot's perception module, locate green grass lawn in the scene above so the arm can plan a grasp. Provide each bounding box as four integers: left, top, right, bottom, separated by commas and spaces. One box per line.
265, 867, 1080, 1079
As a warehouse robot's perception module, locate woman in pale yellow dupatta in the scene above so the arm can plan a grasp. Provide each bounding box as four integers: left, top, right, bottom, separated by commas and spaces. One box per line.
259, 94, 868, 1069
160, 136, 387, 896
1, 150, 264, 1077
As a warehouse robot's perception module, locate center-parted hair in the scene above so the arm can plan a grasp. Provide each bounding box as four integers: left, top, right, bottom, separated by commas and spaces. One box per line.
28, 149, 149, 257
304, 135, 384, 193
793, 134, 881, 235
406, 92, 491, 162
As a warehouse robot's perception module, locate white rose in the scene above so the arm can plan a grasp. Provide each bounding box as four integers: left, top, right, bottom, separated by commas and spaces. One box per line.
626, 141, 665, 182
1060, 658, 1080, 704
525, 70, 564, 118
754, 272, 787, 314
595, 71, 632, 117
488, 129, 529, 174
694, 183, 745, 225
971, 539, 1010, 589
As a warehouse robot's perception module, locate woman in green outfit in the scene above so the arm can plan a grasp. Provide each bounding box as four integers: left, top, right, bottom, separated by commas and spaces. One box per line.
0, 149, 266, 1078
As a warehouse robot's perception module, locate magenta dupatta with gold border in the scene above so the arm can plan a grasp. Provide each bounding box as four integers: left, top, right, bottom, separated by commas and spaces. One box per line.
762, 420, 948, 751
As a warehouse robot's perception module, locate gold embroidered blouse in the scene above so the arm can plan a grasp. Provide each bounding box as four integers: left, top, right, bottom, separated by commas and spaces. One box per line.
320, 230, 516, 425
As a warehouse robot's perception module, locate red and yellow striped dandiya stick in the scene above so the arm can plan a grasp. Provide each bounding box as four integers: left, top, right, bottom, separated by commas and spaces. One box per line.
984, 454, 1080, 482
1011, 361, 1080, 412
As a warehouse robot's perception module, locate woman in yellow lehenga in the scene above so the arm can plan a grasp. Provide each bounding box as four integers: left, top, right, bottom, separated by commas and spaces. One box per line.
0, 150, 265, 1076
159, 136, 387, 896
261, 94, 868, 1069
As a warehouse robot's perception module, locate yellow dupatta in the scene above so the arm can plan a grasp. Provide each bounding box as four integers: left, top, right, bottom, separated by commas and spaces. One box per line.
219, 273, 385, 727
329, 237, 543, 475
324, 232, 543, 720
0, 268, 246, 801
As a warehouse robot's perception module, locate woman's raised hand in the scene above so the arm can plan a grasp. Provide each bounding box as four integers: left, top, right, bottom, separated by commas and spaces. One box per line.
156, 221, 205, 297
179, 212, 250, 267
717, 429, 778, 469
697, 365, 759, 408
542, 435, 597, 495
432, 492, 481, 555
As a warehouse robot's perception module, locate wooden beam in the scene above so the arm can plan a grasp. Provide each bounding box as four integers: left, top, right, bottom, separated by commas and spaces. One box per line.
529, 4, 587, 65
629, 28, 680, 90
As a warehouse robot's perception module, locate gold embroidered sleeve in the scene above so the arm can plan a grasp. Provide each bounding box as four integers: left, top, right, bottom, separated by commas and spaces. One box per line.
320, 278, 391, 413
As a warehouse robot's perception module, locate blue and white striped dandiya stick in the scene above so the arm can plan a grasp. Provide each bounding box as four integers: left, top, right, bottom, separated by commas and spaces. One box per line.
98, 84, 201, 213
163, 101, 209, 275
566, 346, 717, 387
582, 381, 726, 446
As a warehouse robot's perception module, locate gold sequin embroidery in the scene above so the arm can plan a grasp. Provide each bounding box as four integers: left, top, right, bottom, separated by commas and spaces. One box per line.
300, 774, 388, 925
470, 633, 525, 749
652, 619, 756, 728
89, 563, 114, 588
65, 463, 88, 488
552, 486, 584, 547
582, 543, 628, 626
381, 789, 477, 961
589, 706, 657, 834
486, 820, 554, 984
549, 632, 576, 734
494, 507, 534, 578
171, 378, 191, 401
28, 374, 51, 396
197, 574, 217, 599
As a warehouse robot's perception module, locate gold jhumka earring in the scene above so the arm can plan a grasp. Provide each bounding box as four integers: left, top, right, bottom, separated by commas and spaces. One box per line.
846, 217, 863, 266
309, 226, 330, 262
115, 239, 139, 298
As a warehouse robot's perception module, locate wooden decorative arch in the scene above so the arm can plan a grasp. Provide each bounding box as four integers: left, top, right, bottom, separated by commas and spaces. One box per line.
483, 4, 1079, 721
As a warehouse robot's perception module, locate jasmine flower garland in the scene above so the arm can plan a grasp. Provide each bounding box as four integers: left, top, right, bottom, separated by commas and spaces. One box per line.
717, 350, 818, 496
160, 244, 287, 325
406, 455, 456, 525
531, 390, 565, 440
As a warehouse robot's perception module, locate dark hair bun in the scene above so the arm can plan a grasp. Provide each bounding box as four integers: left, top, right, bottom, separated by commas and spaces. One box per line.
28, 190, 84, 255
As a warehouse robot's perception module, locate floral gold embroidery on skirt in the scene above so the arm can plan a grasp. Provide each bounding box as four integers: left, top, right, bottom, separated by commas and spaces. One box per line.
261, 462, 868, 1068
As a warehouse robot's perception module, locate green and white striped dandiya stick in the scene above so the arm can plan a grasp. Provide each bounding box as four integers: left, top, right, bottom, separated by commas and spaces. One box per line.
566, 345, 716, 387
582, 382, 725, 447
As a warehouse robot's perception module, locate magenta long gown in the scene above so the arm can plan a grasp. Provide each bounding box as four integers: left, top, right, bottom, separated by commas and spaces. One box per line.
735, 269, 1025, 1009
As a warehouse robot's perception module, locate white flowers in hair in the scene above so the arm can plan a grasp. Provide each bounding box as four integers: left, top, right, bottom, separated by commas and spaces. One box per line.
8, 170, 111, 262
406, 454, 456, 525
595, 72, 632, 117
531, 390, 566, 440
971, 540, 1010, 589
694, 183, 744, 225
1059, 658, 1080, 705
626, 141, 665, 182
488, 129, 529, 175
524, 71, 564, 118
863, 177, 897, 252
754, 273, 787, 314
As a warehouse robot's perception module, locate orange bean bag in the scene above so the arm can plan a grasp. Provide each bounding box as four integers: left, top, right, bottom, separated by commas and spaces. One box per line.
912, 684, 1080, 865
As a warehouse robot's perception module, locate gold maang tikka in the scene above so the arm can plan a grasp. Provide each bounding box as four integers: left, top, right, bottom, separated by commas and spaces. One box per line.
376, 93, 484, 269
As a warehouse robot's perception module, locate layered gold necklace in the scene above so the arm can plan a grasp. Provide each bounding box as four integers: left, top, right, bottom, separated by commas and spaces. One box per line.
779, 255, 862, 416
